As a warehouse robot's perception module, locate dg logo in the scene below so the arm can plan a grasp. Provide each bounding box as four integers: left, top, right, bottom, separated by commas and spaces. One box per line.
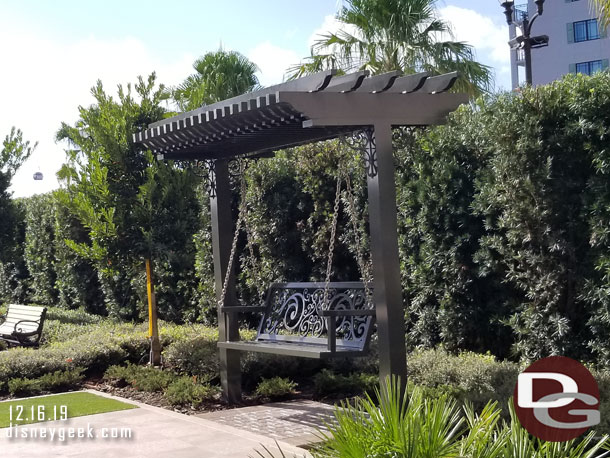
514, 356, 600, 442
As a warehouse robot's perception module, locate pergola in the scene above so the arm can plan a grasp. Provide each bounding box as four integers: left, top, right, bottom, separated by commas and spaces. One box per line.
134, 69, 468, 403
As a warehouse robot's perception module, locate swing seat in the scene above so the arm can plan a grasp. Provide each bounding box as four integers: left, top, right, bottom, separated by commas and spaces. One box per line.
218, 282, 375, 359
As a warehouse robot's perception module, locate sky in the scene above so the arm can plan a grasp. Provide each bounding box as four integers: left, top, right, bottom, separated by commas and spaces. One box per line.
0, 0, 511, 198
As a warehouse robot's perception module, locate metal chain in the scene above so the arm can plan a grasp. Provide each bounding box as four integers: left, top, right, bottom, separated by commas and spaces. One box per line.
344, 173, 374, 306
323, 171, 343, 309
218, 174, 248, 308
243, 210, 265, 299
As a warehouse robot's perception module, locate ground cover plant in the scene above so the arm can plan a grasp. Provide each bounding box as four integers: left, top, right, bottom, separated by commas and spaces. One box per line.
0, 392, 137, 428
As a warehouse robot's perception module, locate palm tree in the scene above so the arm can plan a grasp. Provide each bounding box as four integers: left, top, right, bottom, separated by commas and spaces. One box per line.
173, 50, 260, 112
289, 0, 493, 96
591, 0, 610, 29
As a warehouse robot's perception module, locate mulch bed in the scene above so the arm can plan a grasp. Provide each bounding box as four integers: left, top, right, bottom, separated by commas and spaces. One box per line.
84, 378, 267, 415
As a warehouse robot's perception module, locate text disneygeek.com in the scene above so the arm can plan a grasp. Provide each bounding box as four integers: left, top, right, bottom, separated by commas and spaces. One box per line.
4, 423, 133, 442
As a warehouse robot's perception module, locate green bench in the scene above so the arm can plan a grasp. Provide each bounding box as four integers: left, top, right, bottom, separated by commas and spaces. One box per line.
0, 304, 47, 347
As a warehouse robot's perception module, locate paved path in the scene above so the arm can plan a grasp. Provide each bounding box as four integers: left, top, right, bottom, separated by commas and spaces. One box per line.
0, 390, 311, 458
198, 400, 335, 447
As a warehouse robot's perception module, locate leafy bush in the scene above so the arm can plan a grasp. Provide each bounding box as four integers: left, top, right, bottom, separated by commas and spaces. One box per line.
163, 335, 219, 378
313, 369, 378, 398
255, 377, 297, 400
45, 307, 103, 324
164, 376, 218, 407
8, 368, 84, 396
104, 363, 174, 392
0, 322, 149, 392
407, 349, 520, 413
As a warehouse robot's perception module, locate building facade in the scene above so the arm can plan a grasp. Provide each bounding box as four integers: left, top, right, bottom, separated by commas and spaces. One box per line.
510, 0, 610, 88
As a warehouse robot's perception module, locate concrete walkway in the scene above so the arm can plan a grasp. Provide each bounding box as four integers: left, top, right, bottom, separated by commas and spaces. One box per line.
198, 399, 334, 447
0, 390, 311, 458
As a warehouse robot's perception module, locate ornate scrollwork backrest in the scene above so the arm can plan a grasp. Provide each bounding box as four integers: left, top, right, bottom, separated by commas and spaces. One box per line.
258, 282, 374, 344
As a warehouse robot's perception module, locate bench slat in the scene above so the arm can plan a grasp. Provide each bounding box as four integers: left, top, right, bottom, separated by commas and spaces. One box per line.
6, 304, 45, 313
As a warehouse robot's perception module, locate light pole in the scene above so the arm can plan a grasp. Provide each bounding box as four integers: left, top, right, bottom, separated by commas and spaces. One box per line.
500, 0, 549, 85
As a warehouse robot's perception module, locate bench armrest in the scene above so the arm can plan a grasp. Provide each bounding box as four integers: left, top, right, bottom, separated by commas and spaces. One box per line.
319, 309, 376, 317
220, 306, 266, 314
13, 319, 41, 337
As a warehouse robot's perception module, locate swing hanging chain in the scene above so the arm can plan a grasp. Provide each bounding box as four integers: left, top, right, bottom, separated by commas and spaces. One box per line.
218, 167, 248, 308
323, 171, 343, 310
218, 161, 267, 309
219, 153, 374, 312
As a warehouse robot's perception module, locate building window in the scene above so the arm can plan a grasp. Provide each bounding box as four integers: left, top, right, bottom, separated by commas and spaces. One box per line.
572, 60, 605, 75
573, 19, 600, 42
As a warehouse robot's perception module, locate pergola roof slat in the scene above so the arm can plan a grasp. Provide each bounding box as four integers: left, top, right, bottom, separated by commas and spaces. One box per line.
133, 70, 467, 161
384, 72, 429, 93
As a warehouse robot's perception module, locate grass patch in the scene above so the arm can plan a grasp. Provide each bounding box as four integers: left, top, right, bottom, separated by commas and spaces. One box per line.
0, 392, 137, 427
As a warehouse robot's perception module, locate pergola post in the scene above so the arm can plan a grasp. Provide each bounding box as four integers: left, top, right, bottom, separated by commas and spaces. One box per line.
366, 123, 407, 390
209, 159, 242, 403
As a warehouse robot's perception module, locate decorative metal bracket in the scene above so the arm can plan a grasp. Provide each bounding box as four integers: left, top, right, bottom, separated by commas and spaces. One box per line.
339, 128, 378, 178
186, 159, 216, 198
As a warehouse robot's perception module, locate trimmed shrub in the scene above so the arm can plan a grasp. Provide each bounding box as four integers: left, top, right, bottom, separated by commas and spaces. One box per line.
255, 377, 297, 400
104, 363, 174, 392
407, 349, 520, 413
164, 376, 218, 407
163, 335, 219, 378
313, 369, 378, 398
8, 368, 84, 396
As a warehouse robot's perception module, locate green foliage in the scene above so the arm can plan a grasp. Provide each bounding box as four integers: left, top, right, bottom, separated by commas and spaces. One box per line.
398, 73, 610, 362
407, 349, 520, 414
290, 0, 492, 95
56, 74, 202, 320
164, 376, 218, 407
163, 335, 219, 377
173, 49, 259, 112
313, 378, 610, 458
23, 194, 57, 304
104, 363, 174, 392
1, 127, 36, 180
313, 369, 378, 398
0, 198, 29, 303
0, 128, 37, 304
0, 322, 149, 391
255, 377, 297, 400
8, 368, 84, 396
240, 142, 366, 306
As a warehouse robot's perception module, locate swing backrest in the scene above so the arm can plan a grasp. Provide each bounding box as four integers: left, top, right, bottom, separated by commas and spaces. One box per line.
257, 282, 375, 350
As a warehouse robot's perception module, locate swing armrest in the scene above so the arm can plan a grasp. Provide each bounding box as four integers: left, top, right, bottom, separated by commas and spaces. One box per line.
319, 309, 376, 317
220, 306, 266, 314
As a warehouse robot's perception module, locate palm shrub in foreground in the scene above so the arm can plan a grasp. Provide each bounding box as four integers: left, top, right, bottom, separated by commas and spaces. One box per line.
311, 378, 610, 458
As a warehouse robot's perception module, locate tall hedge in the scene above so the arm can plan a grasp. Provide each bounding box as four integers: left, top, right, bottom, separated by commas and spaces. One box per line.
23, 194, 57, 305
399, 72, 610, 362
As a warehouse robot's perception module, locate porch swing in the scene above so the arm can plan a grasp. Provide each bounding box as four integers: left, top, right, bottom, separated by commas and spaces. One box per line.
217, 159, 376, 359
